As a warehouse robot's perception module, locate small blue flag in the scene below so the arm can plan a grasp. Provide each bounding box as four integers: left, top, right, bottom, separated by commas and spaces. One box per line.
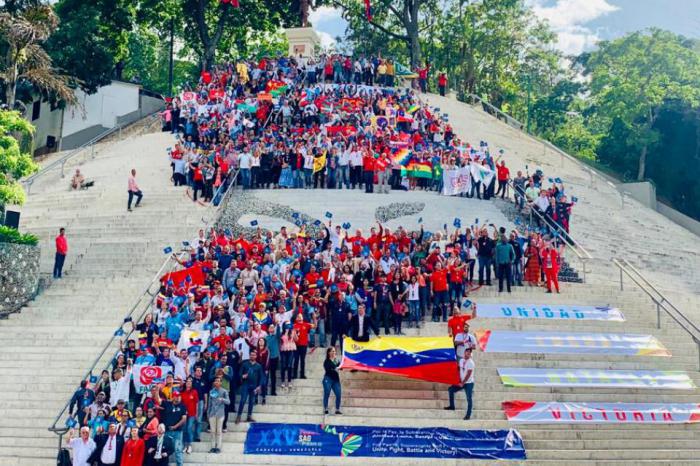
182, 241, 190, 247
443, 223, 447, 230
114, 328, 125, 337
313, 220, 321, 226
418, 217, 423, 224
453, 218, 461, 228
514, 217, 521, 225
250, 220, 258, 227
475, 218, 479, 225
185, 275, 192, 282
335, 247, 341, 254
325, 211, 333, 219
572, 196, 578, 203
163, 246, 173, 254
66, 418, 78, 428
292, 212, 299, 219
224, 228, 231, 236
555, 177, 562, 183
126, 419, 136, 428
89, 375, 98, 384
316, 278, 325, 288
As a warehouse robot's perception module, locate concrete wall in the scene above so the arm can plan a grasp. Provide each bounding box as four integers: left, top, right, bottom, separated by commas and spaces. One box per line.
62, 81, 141, 138
657, 202, 700, 237
28, 99, 63, 156
620, 181, 657, 210
0, 243, 40, 314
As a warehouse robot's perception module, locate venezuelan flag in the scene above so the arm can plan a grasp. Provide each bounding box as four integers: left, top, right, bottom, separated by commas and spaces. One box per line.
340, 336, 460, 385
407, 161, 433, 178
391, 148, 412, 166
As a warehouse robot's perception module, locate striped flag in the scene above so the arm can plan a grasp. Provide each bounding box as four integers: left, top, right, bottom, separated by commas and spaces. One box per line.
340, 336, 460, 385
365, 0, 372, 21
407, 161, 433, 178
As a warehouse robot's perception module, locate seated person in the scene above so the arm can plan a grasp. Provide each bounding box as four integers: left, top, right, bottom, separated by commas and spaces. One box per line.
71, 169, 94, 190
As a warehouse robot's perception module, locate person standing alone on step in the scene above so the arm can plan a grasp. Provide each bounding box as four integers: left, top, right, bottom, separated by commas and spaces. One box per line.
127, 169, 143, 211
444, 348, 475, 420
54, 227, 67, 279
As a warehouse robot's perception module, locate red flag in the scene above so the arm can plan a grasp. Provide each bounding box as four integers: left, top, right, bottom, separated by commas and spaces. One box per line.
364, 0, 372, 21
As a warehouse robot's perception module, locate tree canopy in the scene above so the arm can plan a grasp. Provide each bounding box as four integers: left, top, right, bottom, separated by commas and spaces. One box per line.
0, 109, 38, 206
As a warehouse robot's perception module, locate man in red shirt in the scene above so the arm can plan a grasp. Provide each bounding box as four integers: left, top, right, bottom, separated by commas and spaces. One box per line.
430, 262, 449, 322
54, 227, 67, 279
438, 72, 447, 96
362, 151, 375, 193
447, 301, 477, 339
448, 259, 467, 308
293, 313, 315, 379
496, 160, 510, 199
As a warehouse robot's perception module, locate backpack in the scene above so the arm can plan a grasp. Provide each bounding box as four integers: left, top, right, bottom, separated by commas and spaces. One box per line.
57, 448, 71, 466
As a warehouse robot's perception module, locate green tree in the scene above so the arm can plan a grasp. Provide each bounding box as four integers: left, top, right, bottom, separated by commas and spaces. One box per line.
138, 0, 288, 71
584, 28, 700, 180
0, 3, 75, 106
0, 110, 37, 206
333, 0, 434, 68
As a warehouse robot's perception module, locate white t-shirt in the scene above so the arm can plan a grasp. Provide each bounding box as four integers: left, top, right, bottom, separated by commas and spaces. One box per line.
69, 437, 96, 466
460, 357, 475, 384
407, 282, 420, 301
234, 336, 250, 361
454, 332, 477, 358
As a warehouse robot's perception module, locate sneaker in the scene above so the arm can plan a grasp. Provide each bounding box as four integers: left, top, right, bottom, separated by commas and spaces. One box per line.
194, 438, 201, 442
246, 416, 256, 423
324, 409, 329, 415
443, 406, 455, 411
127, 208, 132, 212
300, 375, 307, 379
464, 415, 471, 420
335, 410, 343, 415
209, 448, 216, 453
234, 416, 241, 425
222, 428, 228, 433
262, 398, 266, 405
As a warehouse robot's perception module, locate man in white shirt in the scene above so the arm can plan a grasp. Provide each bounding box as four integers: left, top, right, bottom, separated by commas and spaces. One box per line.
238, 150, 252, 189
337, 148, 350, 189
233, 332, 250, 361
444, 348, 475, 420
349, 148, 363, 189
68, 426, 96, 466
109, 365, 132, 407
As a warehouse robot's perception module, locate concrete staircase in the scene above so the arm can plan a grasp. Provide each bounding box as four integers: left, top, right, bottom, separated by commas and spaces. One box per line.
175, 283, 700, 466
0, 128, 206, 466
2, 95, 699, 466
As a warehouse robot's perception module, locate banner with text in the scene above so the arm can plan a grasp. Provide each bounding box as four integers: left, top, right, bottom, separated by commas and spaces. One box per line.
475, 330, 671, 357
502, 401, 700, 424
497, 368, 696, 389
477, 304, 624, 321
244, 423, 526, 460
442, 166, 472, 196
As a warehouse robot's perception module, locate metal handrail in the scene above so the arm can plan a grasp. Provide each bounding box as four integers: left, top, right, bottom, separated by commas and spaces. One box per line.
24, 111, 162, 193
507, 179, 590, 282
47, 141, 241, 443
612, 258, 700, 370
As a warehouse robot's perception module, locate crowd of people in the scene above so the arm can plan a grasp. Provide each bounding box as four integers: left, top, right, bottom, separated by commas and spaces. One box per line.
163, 54, 574, 236
64, 209, 564, 464
62, 53, 578, 466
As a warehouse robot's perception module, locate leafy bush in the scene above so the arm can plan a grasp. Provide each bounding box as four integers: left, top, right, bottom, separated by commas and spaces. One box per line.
0, 225, 38, 246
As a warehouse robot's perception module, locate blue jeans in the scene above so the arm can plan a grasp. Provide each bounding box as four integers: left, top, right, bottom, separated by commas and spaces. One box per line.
165, 430, 183, 466
195, 400, 204, 440
408, 301, 420, 324
293, 170, 303, 188
512, 260, 523, 285
237, 385, 256, 418
449, 282, 464, 307
310, 318, 326, 347
448, 382, 474, 419
240, 168, 251, 189
432, 290, 449, 321
304, 168, 313, 188
337, 166, 350, 188
184, 416, 196, 446
478, 256, 493, 285
322, 376, 342, 410
327, 168, 336, 188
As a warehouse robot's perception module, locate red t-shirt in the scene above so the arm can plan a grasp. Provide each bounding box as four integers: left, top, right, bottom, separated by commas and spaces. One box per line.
180, 389, 199, 417
362, 154, 375, 171
294, 322, 312, 346
431, 269, 448, 292
449, 266, 465, 283
448, 314, 473, 338
497, 165, 510, 181
55, 235, 68, 255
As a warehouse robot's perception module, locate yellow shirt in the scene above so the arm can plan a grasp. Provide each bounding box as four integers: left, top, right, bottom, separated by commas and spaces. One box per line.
377, 64, 387, 75
386, 62, 395, 76
237, 62, 249, 84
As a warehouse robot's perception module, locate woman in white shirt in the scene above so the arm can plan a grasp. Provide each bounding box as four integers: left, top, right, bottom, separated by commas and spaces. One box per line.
406, 275, 421, 328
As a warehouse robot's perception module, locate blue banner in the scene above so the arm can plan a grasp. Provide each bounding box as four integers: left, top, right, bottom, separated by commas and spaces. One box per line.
244, 423, 526, 460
